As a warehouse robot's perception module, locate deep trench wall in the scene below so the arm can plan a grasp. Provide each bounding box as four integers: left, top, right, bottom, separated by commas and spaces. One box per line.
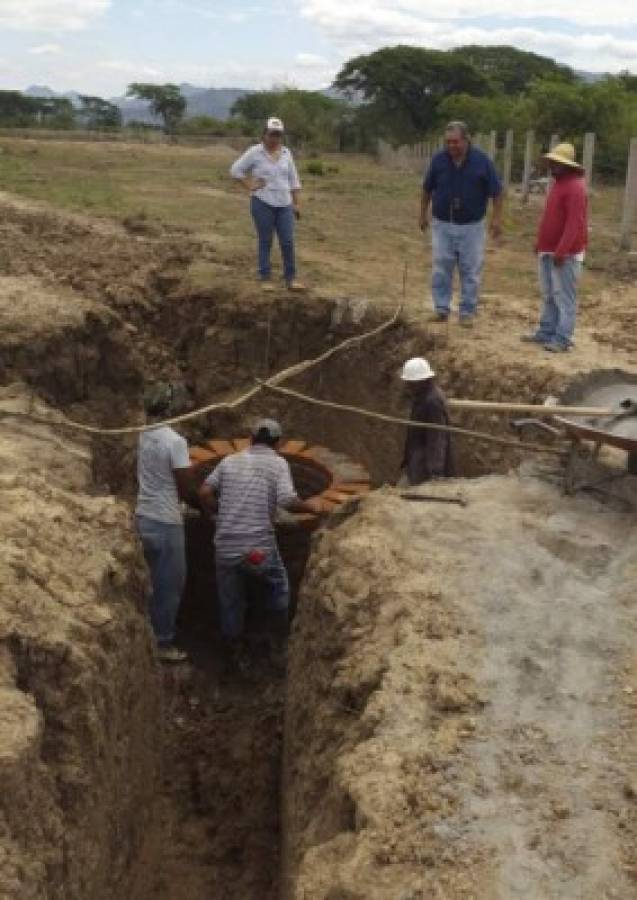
186, 301, 568, 486
0, 387, 162, 900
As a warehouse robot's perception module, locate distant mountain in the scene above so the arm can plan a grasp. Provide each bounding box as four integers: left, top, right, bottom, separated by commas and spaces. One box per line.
110, 84, 252, 124
24, 83, 251, 122
25, 84, 82, 107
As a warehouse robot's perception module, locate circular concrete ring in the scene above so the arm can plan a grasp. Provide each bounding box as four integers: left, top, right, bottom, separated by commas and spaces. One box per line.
188, 438, 371, 530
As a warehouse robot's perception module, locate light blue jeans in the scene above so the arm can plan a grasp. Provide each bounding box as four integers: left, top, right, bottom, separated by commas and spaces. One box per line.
534, 254, 583, 348
136, 516, 186, 647
250, 196, 296, 282
431, 218, 486, 317
215, 549, 289, 639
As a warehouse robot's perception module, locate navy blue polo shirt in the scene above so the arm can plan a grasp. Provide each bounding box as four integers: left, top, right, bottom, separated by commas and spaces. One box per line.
423, 146, 502, 224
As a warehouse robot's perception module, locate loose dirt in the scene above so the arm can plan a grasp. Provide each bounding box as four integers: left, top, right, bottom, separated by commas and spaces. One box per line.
284, 476, 637, 899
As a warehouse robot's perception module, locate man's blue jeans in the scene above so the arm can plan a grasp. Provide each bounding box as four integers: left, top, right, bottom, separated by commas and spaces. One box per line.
250, 196, 296, 282
215, 549, 289, 639
534, 254, 583, 348
431, 218, 486, 317
136, 516, 186, 647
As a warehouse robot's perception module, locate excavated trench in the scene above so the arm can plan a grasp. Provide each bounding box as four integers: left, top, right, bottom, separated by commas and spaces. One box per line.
0, 211, 598, 899
3, 289, 573, 899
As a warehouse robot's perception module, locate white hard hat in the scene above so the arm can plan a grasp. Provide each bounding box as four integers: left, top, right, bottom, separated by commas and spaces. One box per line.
400, 357, 435, 381
266, 116, 284, 132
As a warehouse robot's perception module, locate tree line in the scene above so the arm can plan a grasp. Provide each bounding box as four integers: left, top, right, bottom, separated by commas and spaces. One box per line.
1, 45, 636, 176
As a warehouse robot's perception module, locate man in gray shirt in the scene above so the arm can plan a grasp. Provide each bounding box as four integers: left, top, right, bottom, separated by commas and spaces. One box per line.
199, 419, 323, 660
136, 383, 192, 663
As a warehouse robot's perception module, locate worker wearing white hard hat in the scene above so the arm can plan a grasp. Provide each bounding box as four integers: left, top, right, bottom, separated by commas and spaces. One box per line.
399, 358, 455, 486
400, 357, 436, 381
230, 116, 306, 293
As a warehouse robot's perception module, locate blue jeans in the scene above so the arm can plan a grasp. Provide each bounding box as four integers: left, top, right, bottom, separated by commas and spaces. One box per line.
215, 549, 289, 639
136, 516, 186, 647
431, 218, 486, 317
250, 196, 296, 282
534, 254, 582, 348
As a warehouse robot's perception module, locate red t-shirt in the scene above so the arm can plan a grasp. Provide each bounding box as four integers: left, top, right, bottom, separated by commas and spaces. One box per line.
536, 173, 588, 257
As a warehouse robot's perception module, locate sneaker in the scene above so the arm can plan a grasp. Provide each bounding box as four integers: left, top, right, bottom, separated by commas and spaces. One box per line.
520, 334, 543, 343
260, 280, 275, 293
157, 646, 188, 664
428, 311, 449, 323
459, 315, 474, 328
287, 280, 307, 292
543, 342, 570, 353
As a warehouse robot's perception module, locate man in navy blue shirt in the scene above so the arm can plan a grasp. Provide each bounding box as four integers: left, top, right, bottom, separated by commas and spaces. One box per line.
420, 121, 503, 327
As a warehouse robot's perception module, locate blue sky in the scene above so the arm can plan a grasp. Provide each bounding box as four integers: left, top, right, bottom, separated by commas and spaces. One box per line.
1, 0, 636, 96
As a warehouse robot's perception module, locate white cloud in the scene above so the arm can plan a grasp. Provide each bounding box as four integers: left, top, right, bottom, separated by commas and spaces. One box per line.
29, 43, 63, 54
0, 0, 110, 31
299, 1, 637, 72
301, 0, 637, 32
98, 60, 163, 78
295, 52, 330, 67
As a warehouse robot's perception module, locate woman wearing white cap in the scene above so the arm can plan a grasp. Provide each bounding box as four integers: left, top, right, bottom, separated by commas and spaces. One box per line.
230, 117, 305, 292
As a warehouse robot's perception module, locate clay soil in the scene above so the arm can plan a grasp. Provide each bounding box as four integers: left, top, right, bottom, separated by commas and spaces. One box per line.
0, 138, 635, 899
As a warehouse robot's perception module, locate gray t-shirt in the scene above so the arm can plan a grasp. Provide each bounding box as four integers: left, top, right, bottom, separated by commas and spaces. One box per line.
205, 445, 298, 560
136, 426, 190, 525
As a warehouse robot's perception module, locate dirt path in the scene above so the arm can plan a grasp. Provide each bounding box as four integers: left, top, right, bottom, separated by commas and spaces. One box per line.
452, 476, 637, 898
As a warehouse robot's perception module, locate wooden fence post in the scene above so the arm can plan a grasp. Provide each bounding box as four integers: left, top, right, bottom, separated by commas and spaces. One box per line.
620, 137, 637, 251
583, 132, 595, 189
550, 133, 560, 150
521, 130, 535, 201
488, 130, 497, 160
503, 129, 513, 192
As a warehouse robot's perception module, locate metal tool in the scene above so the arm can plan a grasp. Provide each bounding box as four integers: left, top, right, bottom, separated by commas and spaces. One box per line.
400, 493, 467, 507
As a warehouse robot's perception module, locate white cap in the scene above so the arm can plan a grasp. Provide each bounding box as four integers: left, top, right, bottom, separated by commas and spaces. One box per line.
266, 116, 284, 132
400, 357, 435, 381
252, 418, 283, 440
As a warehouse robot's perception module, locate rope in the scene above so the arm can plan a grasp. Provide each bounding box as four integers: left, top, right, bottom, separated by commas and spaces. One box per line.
0, 304, 403, 436
257, 381, 567, 457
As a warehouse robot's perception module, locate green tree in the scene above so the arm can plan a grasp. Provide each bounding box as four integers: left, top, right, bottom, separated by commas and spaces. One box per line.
450, 45, 575, 95
0, 91, 40, 125
231, 88, 349, 149
35, 97, 75, 129
126, 83, 186, 133
334, 45, 489, 143
78, 95, 122, 129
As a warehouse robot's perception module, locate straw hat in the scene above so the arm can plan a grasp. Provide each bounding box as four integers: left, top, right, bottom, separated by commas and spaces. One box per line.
543, 142, 584, 170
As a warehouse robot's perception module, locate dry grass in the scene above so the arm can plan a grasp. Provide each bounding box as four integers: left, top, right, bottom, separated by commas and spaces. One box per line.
0, 135, 635, 328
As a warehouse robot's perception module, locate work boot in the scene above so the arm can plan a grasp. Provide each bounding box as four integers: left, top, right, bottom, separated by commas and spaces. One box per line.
543, 342, 570, 353
520, 334, 543, 343
260, 280, 276, 293
459, 315, 474, 329
157, 645, 188, 664
287, 280, 307, 292
428, 311, 449, 323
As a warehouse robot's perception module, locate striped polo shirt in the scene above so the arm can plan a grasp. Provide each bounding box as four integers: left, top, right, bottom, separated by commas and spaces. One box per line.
204, 445, 299, 560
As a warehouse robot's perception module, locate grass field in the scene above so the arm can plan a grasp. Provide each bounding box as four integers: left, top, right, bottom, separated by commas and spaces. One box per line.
0, 136, 633, 305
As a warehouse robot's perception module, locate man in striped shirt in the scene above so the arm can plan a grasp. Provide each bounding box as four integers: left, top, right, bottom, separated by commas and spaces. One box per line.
199, 419, 323, 646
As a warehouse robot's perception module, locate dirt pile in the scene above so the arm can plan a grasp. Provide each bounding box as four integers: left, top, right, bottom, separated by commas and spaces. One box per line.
0, 385, 162, 900
283, 476, 637, 898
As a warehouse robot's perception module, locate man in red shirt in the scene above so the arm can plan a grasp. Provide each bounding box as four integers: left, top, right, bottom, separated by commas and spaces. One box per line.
521, 143, 588, 352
